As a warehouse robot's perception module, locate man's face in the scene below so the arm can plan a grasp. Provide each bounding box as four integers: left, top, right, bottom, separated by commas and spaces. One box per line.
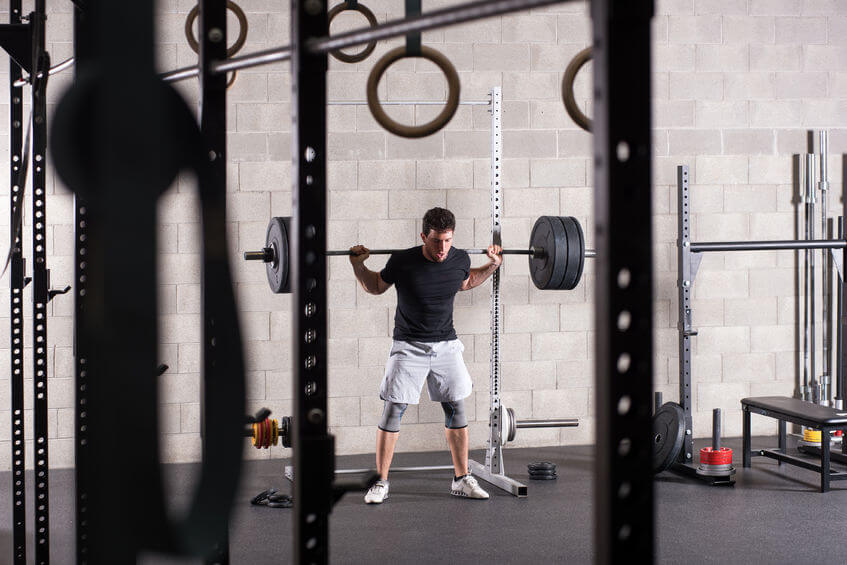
421, 229, 453, 262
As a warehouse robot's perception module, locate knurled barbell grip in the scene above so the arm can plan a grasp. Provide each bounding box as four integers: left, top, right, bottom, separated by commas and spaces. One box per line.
246, 246, 598, 262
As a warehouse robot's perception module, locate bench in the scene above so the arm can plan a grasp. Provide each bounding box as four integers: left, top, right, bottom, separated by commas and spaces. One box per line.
742, 396, 847, 492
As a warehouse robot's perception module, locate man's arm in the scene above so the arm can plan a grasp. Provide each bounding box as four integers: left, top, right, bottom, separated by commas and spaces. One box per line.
460, 245, 502, 291
350, 245, 392, 295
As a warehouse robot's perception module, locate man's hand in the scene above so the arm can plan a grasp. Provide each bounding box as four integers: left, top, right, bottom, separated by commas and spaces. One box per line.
487, 244, 503, 268
349, 245, 370, 265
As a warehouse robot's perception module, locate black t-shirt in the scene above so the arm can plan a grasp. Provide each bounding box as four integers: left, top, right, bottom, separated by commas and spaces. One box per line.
379, 246, 471, 342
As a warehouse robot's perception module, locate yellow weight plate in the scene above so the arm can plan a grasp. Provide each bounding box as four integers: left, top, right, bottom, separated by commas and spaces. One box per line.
803, 429, 822, 443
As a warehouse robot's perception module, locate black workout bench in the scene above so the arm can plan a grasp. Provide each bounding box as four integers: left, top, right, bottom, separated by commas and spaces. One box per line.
742, 396, 847, 492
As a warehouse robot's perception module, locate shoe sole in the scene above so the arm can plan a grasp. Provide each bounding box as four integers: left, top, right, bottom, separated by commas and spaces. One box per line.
365, 495, 388, 504
450, 489, 488, 499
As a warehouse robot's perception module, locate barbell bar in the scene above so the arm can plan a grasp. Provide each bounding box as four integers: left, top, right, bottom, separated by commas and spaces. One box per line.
244, 216, 597, 293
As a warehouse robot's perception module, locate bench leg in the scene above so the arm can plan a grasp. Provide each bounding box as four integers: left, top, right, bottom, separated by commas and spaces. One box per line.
743, 408, 751, 468
822, 428, 831, 493
778, 419, 786, 466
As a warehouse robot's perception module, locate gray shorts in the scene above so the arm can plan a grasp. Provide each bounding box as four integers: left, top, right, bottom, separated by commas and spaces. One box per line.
380, 339, 472, 404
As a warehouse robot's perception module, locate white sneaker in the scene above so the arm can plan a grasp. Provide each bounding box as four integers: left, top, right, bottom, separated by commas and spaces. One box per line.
450, 475, 489, 499
364, 479, 389, 504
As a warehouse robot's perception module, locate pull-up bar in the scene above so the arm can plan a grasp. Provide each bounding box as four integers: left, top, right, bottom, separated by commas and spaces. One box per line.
690, 239, 846, 253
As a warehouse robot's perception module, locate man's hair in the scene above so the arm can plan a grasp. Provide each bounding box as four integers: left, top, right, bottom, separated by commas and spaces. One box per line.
422, 207, 456, 235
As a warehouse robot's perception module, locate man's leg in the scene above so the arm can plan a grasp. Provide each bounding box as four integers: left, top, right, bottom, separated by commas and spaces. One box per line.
376, 428, 400, 480
445, 426, 469, 476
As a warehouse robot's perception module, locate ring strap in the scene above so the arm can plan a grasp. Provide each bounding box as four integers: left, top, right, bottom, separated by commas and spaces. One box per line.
405, 0, 422, 56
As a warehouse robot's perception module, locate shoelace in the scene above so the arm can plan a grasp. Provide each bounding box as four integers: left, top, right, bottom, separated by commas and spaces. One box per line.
371, 483, 386, 493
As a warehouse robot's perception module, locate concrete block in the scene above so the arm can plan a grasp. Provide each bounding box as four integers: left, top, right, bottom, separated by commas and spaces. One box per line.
722, 353, 776, 382
689, 298, 725, 327
750, 45, 803, 72
328, 132, 386, 161
446, 189, 490, 219
472, 44, 530, 71
237, 161, 289, 194
653, 44, 695, 72
697, 382, 748, 412
503, 72, 559, 101
160, 314, 201, 344
775, 16, 827, 43
415, 160, 474, 190
266, 370, 293, 400
529, 159, 586, 188
358, 161, 415, 190
181, 403, 201, 434
504, 304, 559, 334
723, 72, 774, 100
724, 297, 779, 326
751, 325, 796, 352
178, 342, 201, 374
532, 387, 589, 419
696, 326, 750, 354
750, 0, 802, 15
385, 133, 444, 160
695, 45, 748, 72
328, 161, 358, 192
749, 268, 796, 297
722, 16, 776, 43
654, 100, 696, 128
803, 46, 847, 71
329, 397, 361, 427
245, 340, 291, 372
159, 372, 201, 404
328, 338, 359, 368
669, 72, 723, 100
556, 359, 593, 388
443, 18, 502, 43
328, 279, 357, 310
694, 155, 748, 184
330, 308, 389, 339
503, 188, 559, 218
556, 14, 591, 44
559, 303, 593, 332
330, 191, 388, 220
668, 15, 722, 44
803, 100, 847, 127
694, 100, 748, 128
444, 131, 491, 159
358, 219, 417, 249
502, 130, 558, 159
723, 130, 776, 156
667, 129, 722, 155
750, 212, 794, 239
501, 360, 557, 392
531, 332, 587, 361
500, 15, 557, 43
560, 186, 593, 218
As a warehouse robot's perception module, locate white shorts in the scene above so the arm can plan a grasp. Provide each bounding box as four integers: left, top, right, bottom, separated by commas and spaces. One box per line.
379, 339, 472, 404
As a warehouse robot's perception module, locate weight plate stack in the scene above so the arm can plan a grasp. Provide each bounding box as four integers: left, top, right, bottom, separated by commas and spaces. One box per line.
529, 216, 568, 290
652, 402, 685, 473
527, 461, 558, 480
559, 216, 585, 290
265, 216, 291, 294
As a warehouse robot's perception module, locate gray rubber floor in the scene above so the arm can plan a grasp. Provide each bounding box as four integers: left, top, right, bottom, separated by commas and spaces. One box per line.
2, 435, 846, 564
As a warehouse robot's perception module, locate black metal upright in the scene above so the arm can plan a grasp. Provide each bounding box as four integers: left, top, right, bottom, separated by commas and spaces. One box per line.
291, 0, 333, 562
29, 2, 50, 562
198, 0, 231, 562
592, 1, 654, 563
8, 0, 26, 562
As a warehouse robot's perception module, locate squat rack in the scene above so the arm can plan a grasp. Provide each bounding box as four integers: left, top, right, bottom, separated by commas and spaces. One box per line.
10, 0, 655, 562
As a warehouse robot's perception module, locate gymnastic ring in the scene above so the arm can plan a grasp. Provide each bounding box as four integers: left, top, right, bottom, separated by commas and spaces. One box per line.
562, 46, 592, 133
226, 70, 237, 89
185, 1, 248, 58
366, 46, 460, 139
328, 1, 378, 63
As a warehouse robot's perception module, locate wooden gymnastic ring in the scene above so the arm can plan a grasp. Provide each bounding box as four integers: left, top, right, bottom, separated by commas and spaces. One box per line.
366, 46, 460, 139
328, 1, 378, 63
562, 46, 592, 133
185, 1, 249, 58
226, 70, 237, 89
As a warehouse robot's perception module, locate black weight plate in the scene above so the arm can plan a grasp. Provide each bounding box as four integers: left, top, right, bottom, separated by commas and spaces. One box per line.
265, 217, 291, 294
529, 473, 558, 480
527, 461, 557, 472
653, 402, 685, 473
558, 216, 585, 290
529, 216, 568, 290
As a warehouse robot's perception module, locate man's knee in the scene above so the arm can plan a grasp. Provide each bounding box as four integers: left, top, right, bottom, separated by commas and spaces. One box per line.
378, 401, 408, 433
441, 400, 468, 429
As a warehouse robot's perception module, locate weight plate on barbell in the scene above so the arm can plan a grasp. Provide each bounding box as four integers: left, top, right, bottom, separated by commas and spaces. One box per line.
653, 402, 685, 474
529, 216, 569, 290
559, 216, 585, 290
265, 217, 291, 294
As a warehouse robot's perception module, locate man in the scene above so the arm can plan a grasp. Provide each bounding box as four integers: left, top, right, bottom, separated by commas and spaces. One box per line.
349, 207, 502, 504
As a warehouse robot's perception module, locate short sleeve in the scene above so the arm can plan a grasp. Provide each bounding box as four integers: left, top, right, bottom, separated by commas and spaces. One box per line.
461, 251, 471, 280
379, 253, 397, 284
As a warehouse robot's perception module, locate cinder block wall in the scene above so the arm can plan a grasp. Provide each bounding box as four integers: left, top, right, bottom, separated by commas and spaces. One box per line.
0, 0, 845, 469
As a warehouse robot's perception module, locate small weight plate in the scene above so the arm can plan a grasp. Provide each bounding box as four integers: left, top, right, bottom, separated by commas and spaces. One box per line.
529, 473, 558, 480
529, 216, 568, 290
265, 217, 291, 294
527, 461, 557, 472
558, 216, 585, 290
653, 402, 685, 473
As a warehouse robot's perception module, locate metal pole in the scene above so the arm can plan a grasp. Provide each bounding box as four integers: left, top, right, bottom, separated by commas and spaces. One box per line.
593, 1, 655, 562
515, 418, 580, 428
836, 217, 844, 410
690, 239, 845, 252
712, 408, 721, 451
820, 131, 831, 405
808, 154, 818, 403
803, 155, 811, 400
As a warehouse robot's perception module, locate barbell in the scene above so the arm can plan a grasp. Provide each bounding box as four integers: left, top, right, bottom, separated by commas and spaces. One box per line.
244, 215, 596, 293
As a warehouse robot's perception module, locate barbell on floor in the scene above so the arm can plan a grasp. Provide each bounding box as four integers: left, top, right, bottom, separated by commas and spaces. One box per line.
244, 215, 596, 294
